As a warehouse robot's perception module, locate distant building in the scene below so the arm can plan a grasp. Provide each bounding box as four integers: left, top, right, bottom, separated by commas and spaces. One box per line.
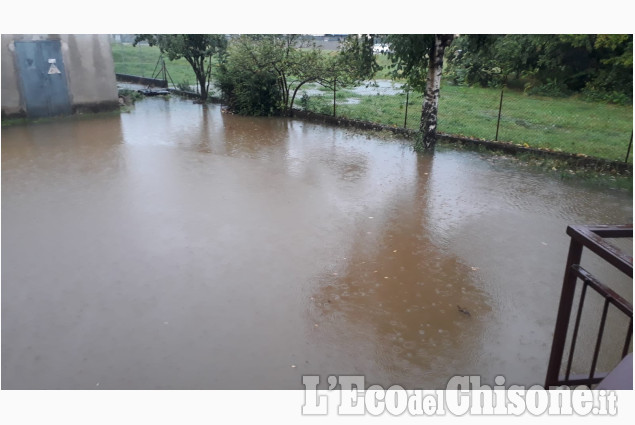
109, 34, 138, 44
306, 34, 347, 51
1, 34, 119, 119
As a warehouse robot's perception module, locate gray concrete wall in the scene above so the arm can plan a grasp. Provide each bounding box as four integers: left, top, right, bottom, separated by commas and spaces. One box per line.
1, 35, 23, 117
1, 34, 119, 118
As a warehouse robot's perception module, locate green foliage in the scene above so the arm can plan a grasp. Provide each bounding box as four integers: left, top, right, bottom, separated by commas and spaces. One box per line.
383, 34, 455, 150
216, 35, 370, 117
215, 65, 280, 116
338, 35, 382, 81
445, 35, 506, 87
299, 92, 310, 110
215, 36, 283, 116
446, 34, 633, 103
524, 78, 571, 98
581, 86, 632, 105
384, 34, 435, 92
133, 34, 227, 101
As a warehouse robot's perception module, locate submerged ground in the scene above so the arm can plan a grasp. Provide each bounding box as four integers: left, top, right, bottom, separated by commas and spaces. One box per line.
2, 96, 632, 389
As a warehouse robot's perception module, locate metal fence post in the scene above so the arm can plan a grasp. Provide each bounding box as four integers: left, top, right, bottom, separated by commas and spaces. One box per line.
495, 88, 504, 141
404, 86, 409, 128
625, 131, 633, 163
333, 77, 337, 117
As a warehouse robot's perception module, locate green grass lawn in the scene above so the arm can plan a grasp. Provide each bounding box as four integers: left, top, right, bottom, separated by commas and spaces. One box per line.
304, 84, 633, 163
112, 43, 633, 163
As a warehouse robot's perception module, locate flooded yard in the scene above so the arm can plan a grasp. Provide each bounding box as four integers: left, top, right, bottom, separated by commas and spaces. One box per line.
2, 96, 632, 389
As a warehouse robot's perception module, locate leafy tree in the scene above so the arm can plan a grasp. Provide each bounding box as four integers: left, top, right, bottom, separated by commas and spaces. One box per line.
133, 34, 227, 102
340, 34, 459, 151
216, 35, 330, 116
594, 34, 633, 67
385, 34, 455, 150
445, 34, 633, 103
337, 34, 382, 82
578, 34, 633, 103
215, 36, 281, 115
446, 35, 530, 88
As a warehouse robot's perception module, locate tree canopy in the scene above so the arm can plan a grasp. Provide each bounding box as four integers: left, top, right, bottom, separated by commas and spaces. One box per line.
445, 34, 633, 103
216, 35, 323, 116
216, 35, 372, 116
341, 34, 457, 150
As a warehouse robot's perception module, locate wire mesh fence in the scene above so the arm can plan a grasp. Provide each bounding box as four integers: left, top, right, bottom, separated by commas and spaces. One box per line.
298, 81, 634, 163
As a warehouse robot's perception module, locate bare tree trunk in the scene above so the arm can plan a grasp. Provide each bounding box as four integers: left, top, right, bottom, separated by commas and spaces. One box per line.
417, 34, 454, 151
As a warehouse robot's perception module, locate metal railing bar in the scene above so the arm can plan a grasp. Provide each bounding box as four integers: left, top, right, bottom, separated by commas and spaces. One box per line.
546, 224, 633, 389
584, 224, 633, 238
623, 320, 633, 359
589, 298, 610, 380
565, 281, 588, 381
572, 265, 633, 317
545, 239, 584, 387
567, 225, 633, 277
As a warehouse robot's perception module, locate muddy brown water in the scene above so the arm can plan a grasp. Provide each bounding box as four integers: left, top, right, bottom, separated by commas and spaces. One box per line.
2, 97, 632, 389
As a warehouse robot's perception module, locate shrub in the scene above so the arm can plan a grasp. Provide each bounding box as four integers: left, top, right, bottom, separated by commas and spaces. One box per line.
215, 64, 281, 116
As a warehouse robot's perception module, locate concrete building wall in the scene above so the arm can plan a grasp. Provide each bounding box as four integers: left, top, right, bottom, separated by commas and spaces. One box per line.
1, 35, 23, 117
1, 34, 119, 118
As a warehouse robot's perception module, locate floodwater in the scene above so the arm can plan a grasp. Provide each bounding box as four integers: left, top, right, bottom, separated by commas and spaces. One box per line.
2, 96, 632, 389
300, 79, 405, 105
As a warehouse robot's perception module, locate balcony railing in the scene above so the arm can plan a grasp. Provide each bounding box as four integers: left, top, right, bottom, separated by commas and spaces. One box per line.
545, 224, 633, 388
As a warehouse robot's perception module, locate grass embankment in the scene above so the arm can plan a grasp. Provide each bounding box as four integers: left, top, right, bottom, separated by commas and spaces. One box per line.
111, 44, 633, 164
